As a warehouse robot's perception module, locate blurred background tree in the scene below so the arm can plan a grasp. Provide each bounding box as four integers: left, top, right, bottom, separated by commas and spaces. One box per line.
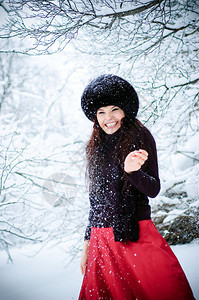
0, 0, 198, 261
1, 0, 198, 133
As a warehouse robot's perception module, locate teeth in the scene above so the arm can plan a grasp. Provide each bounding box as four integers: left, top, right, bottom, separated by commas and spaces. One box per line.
106, 122, 117, 128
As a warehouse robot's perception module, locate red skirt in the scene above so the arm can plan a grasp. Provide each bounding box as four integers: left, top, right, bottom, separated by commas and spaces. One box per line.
78, 220, 194, 300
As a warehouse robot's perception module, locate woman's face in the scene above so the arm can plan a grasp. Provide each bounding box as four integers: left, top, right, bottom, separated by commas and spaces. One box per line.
96, 105, 125, 134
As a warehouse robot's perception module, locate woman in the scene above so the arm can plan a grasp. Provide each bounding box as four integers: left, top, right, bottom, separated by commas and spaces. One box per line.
79, 74, 194, 300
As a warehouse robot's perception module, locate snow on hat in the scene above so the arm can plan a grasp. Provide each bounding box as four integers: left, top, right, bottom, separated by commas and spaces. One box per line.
81, 74, 139, 121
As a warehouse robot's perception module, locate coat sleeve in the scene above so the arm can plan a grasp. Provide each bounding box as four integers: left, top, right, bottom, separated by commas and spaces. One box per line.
124, 127, 160, 198
84, 186, 95, 240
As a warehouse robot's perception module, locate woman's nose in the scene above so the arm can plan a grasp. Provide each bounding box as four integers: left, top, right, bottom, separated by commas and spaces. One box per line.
106, 111, 113, 118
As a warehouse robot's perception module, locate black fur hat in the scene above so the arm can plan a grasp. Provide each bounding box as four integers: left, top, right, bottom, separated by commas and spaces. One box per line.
81, 74, 139, 121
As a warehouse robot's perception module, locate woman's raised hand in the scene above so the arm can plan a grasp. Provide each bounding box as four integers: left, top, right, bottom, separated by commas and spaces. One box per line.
124, 149, 148, 173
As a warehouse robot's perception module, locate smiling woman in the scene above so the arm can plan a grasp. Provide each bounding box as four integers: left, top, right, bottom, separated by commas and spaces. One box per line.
78, 74, 194, 300
96, 106, 125, 135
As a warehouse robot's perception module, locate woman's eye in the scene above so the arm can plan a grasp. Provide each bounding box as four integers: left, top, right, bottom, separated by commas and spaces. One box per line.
112, 108, 119, 111
98, 111, 104, 114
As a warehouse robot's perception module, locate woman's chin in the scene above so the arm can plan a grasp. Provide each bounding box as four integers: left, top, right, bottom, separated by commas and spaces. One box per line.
103, 126, 120, 135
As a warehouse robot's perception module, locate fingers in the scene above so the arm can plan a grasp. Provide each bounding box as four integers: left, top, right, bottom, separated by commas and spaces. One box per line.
80, 263, 86, 275
138, 149, 148, 157
124, 149, 148, 173
80, 260, 87, 275
131, 149, 148, 164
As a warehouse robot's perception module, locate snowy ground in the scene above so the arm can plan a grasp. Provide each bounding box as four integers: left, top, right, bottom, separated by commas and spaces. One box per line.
0, 240, 199, 300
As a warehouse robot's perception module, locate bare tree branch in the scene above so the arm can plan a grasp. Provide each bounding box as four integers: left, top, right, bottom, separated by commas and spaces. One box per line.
0, 2, 10, 13
167, 77, 199, 89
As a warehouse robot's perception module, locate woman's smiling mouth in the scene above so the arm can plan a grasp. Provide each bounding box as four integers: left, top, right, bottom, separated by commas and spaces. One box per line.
105, 121, 118, 128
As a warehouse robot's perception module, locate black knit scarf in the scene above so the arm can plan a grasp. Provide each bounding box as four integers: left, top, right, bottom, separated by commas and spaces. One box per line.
99, 129, 139, 242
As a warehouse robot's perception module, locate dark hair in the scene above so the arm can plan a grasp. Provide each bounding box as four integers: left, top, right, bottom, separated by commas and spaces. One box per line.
86, 116, 147, 190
